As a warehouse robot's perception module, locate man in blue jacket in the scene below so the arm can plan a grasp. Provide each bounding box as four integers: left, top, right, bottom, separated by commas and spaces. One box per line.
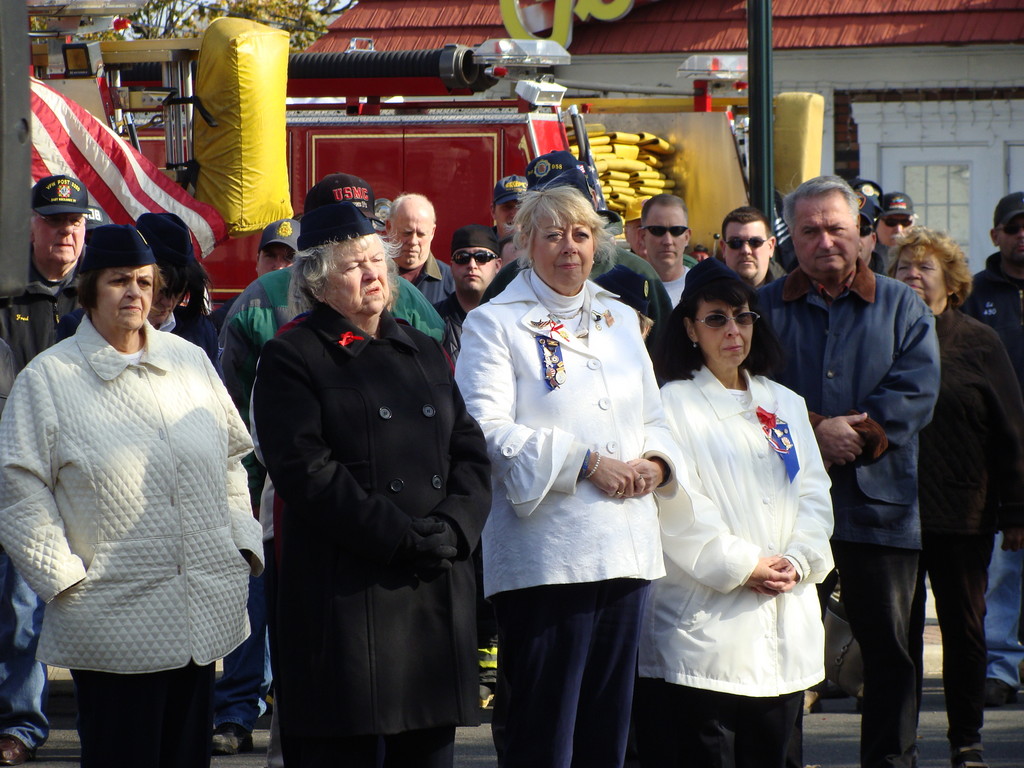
760, 176, 940, 768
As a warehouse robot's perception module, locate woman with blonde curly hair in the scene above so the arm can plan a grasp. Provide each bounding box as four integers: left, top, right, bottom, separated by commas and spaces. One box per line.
890, 226, 1024, 768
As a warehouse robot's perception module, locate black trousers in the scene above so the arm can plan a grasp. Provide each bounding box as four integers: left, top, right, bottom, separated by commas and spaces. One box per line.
279, 726, 455, 768
910, 531, 993, 749
633, 677, 802, 768
71, 662, 215, 768
832, 540, 920, 768
492, 578, 650, 768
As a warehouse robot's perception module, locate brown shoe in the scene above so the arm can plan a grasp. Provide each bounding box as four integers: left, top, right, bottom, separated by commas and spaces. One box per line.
0, 735, 34, 766
982, 678, 1018, 707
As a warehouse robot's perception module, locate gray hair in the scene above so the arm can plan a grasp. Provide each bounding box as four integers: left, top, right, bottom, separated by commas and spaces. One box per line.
782, 175, 860, 231
388, 192, 436, 225
512, 186, 615, 270
288, 234, 399, 317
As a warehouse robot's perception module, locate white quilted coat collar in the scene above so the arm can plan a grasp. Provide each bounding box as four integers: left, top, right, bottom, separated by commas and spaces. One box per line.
75, 315, 174, 381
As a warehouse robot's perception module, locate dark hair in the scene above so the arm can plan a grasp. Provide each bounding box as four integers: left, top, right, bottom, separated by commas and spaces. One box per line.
653, 277, 785, 382
77, 264, 163, 313
720, 206, 771, 238
163, 258, 212, 323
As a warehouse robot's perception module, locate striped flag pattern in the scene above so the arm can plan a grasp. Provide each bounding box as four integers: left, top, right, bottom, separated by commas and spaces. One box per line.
30, 77, 227, 258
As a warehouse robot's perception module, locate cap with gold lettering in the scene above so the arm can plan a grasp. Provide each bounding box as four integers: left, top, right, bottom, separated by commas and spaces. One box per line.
32, 174, 91, 215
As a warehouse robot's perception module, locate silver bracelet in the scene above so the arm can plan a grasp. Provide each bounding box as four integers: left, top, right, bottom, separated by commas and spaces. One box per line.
583, 451, 601, 479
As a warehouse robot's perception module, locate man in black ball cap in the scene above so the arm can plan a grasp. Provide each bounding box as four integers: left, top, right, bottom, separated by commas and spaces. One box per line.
435, 225, 502, 363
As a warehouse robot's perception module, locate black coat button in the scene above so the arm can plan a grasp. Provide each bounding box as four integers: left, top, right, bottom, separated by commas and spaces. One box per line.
388, 479, 404, 492
379, 407, 392, 419
431, 475, 443, 489
422, 404, 436, 417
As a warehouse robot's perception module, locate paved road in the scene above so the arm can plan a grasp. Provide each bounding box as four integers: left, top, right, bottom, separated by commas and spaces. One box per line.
26, 675, 1024, 767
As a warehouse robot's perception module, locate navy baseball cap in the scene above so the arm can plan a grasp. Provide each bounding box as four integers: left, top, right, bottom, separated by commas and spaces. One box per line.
525, 151, 593, 200
880, 192, 914, 218
32, 175, 90, 216
493, 175, 527, 206
304, 173, 374, 215
259, 218, 300, 252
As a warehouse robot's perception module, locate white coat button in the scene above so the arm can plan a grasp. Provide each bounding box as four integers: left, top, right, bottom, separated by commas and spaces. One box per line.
501, 446, 514, 457
762, 496, 771, 505
587, 359, 601, 370
605, 441, 618, 454
598, 398, 611, 410
767, 544, 776, 551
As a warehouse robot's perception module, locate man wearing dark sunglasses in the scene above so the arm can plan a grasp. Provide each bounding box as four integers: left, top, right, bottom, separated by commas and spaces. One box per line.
876, 192, 916, 248
435, 225, 503, 362
640, 194, 691, 305
719, 206, 783, 289
961, 190, 1024, 710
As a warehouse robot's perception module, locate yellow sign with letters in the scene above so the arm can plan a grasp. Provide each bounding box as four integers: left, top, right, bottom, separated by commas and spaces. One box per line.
500, 0, 639, 48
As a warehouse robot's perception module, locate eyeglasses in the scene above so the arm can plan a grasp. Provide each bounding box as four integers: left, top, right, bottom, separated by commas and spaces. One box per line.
724, 236, 767, 250
642, 225, 689, 237
881, 217, 912, 228
859, 224, 875, 238
695, 311, 760, 328
1001, 223, 1024, 236
38, 213, 86, 229
451, 250, 498, 265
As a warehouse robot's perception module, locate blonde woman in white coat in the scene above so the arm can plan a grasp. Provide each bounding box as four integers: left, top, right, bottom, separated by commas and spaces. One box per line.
0, 226, 263, 768
635, 258, 833, 768
456, 183, 679, 768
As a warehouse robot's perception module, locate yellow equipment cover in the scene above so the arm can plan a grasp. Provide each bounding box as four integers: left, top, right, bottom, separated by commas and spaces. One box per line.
194, 17, 292, 236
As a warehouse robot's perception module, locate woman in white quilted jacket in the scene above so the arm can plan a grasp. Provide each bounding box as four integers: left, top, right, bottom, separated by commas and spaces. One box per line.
0, 225, 263, 768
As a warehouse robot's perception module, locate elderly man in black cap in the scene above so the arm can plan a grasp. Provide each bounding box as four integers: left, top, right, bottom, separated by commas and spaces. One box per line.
0, 173, 94, 766
435, 225, 503, 362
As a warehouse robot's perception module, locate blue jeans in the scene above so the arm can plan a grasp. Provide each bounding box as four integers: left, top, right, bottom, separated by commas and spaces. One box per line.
0, 552, 49, 750
212, 572, 272, 732
983, 534, 1024, 688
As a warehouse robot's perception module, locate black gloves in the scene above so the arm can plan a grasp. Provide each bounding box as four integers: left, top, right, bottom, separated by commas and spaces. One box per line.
397, 516, 458, 577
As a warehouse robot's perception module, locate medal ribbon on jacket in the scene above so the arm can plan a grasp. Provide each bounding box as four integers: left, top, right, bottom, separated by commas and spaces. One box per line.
535, 336, 566, 390
756, 407, 799, 483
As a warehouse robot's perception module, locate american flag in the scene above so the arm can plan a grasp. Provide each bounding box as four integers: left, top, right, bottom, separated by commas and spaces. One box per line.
30, 77, 227, 258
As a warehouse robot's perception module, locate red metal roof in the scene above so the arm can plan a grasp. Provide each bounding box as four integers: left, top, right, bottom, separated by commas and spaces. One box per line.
308, 0, 1024, 54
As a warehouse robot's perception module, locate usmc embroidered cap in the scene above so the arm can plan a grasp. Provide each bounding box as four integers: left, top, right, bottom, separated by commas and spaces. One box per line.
32, 174, 90, 216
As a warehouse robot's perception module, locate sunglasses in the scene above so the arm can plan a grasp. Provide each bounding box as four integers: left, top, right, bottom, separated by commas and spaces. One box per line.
881, 217, 912, 228
695, 311, 760, 329
724, 236, 767, 250
451, 250, 498, 265
859, 224, 875, 238
1001, 223, 1024, 236
642, 225, 689, 237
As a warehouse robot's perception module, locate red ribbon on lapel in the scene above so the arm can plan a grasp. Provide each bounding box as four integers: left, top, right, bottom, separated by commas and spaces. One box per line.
338, 332, 364, 347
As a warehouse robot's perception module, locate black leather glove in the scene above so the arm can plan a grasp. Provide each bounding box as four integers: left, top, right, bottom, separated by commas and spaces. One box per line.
398, 517, 458, 577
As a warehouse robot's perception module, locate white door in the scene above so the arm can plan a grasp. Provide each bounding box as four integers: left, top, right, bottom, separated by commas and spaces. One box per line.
879, 145, 1000, 271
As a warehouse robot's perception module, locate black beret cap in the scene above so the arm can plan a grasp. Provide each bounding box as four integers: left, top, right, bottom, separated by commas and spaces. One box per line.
135, 212, 195, 268
451, 224, 499, 255
679, 257, 743, 306
297, 202, 377, 251
79, 225, 156, 273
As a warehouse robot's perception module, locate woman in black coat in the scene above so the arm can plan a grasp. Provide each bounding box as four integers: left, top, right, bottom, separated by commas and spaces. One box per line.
890, 226, 1024, 768
252, 202, 491, 768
